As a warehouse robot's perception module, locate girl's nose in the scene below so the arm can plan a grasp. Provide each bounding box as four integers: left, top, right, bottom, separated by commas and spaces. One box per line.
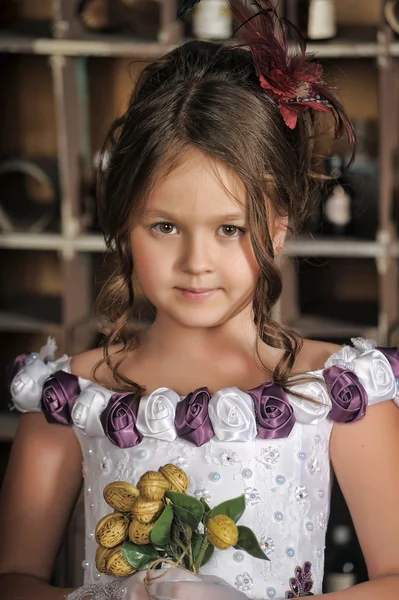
179, 233, 215, 275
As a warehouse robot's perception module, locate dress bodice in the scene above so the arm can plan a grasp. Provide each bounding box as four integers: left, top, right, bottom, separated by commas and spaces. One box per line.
7, 337, 399, 599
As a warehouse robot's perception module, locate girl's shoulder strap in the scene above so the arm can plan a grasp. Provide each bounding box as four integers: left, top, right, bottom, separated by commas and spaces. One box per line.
7, 337, 116, 435
322, 336, 399, 423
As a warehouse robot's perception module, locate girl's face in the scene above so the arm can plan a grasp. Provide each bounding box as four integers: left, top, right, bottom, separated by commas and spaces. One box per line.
130, 149, 271, 331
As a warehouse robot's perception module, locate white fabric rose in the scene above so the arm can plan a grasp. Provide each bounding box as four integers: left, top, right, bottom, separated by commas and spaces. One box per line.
136, 387, 180, 441
353, 349, 396, 405
287, 372, 331, 425
10, 358, 55, 413
208, 387, 257, 442
71, 383, 113, 436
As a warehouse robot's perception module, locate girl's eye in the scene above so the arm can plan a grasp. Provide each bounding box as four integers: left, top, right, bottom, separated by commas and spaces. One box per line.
219, 225, 245, 238
151, 222, 177, 235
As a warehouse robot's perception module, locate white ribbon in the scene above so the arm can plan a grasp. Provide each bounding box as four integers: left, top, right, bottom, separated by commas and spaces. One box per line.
209, 387, 257, 442
136, 387, 180, 441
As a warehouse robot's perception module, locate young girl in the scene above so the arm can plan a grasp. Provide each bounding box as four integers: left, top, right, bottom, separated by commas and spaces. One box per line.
1, 2, 399, 599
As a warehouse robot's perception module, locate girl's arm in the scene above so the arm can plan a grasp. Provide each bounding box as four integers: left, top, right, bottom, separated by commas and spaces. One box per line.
0, 412, 83, 599
315, 399, 399, 598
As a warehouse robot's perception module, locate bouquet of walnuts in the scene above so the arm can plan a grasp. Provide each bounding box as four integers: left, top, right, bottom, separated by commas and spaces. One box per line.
95, 463, 269, 578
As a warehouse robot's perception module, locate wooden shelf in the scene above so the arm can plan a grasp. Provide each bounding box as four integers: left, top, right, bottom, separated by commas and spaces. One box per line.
0, 232, 391, 259
0, 232, 65, 251
284, 236, 385, 258
0, 311, 63, 334
389, 42, 399, 57
0, 31, 172, 58
0, 27, 381, 60
291, 315, 378, 340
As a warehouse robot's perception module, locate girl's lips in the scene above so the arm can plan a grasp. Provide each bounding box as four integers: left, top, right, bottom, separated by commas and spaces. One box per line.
176, 288, 220, 302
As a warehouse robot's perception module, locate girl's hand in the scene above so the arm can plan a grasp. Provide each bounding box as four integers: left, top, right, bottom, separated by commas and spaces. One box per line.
124, 567, 249, 600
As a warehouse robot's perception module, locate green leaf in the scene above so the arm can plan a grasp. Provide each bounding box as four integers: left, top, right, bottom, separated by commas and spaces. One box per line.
121, 542, 160, 570
150, 504, 174, 547
174, 505, 201, 530
234, 526, 270, 561
201, 543, 214, 566
166, 491, 205, 523
208, 495, 246, 523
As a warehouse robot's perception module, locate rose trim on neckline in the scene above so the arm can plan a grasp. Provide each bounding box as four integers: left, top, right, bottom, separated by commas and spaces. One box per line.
8, 341, 399, 448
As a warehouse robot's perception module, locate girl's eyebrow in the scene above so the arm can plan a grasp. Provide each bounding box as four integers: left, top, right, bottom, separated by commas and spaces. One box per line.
143, 210, 246, 222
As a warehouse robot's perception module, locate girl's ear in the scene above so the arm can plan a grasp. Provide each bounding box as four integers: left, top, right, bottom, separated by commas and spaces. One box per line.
272, 215, 288, 255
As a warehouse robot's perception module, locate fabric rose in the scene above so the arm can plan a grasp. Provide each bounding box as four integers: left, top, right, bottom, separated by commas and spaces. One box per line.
100, 392, 143, 448
376, 346, 399, 378
353, 349, 396, 405
10, 356, 55, 413
287, 372, 331, 425
41, 371, 81, 425
72, 383, 113, 437
248, 382, 295, 440
209, 387, 257, 442
175, 387, 214, 447
136, 387, 180, 441
323, 366, 367, 423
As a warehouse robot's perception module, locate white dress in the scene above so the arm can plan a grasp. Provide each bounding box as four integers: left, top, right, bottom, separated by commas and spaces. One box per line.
8, 337, 399, 600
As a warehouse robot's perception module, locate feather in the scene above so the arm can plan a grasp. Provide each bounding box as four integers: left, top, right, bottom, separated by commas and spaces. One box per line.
228, 1, 356, 165
177, 0, 202, 18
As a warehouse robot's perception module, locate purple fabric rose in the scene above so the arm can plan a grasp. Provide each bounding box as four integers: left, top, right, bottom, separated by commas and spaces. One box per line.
248, 381, 296, 439
100, 393, 143, 448
323, 366, 368, 423
376, 346, 399, 378
174, 387, 214, 446
5, 353, 29, 391
41, 370, 81, 425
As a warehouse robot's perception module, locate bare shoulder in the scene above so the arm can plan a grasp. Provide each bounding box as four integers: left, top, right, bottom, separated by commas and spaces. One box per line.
297, 338, 343, 373
70, 343, 126, 386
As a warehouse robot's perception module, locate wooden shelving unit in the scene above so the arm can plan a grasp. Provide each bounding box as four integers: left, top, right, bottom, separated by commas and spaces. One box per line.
0, 0, 397, 383
0, 0, 396, 383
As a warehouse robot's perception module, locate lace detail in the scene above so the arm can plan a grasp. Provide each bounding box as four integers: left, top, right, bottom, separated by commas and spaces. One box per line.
65, 580, 126, 600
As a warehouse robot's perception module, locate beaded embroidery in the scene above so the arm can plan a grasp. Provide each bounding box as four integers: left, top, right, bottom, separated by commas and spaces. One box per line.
285, 561, 314, 597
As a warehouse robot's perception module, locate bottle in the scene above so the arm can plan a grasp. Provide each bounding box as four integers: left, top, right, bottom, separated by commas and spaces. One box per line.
307, 0, 337, 40
324, 525, 358, 592
192, 0, 233, 40
321, 154, 353, 237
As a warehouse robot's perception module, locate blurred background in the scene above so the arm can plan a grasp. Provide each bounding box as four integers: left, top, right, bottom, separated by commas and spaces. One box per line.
0, 0, 399, 593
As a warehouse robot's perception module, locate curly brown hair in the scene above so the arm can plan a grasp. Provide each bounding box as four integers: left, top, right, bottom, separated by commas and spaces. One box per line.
92, 12, 355, 401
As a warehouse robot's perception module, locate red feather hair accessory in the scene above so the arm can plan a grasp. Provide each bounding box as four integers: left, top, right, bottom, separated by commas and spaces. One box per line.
229, 0, 356, 162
